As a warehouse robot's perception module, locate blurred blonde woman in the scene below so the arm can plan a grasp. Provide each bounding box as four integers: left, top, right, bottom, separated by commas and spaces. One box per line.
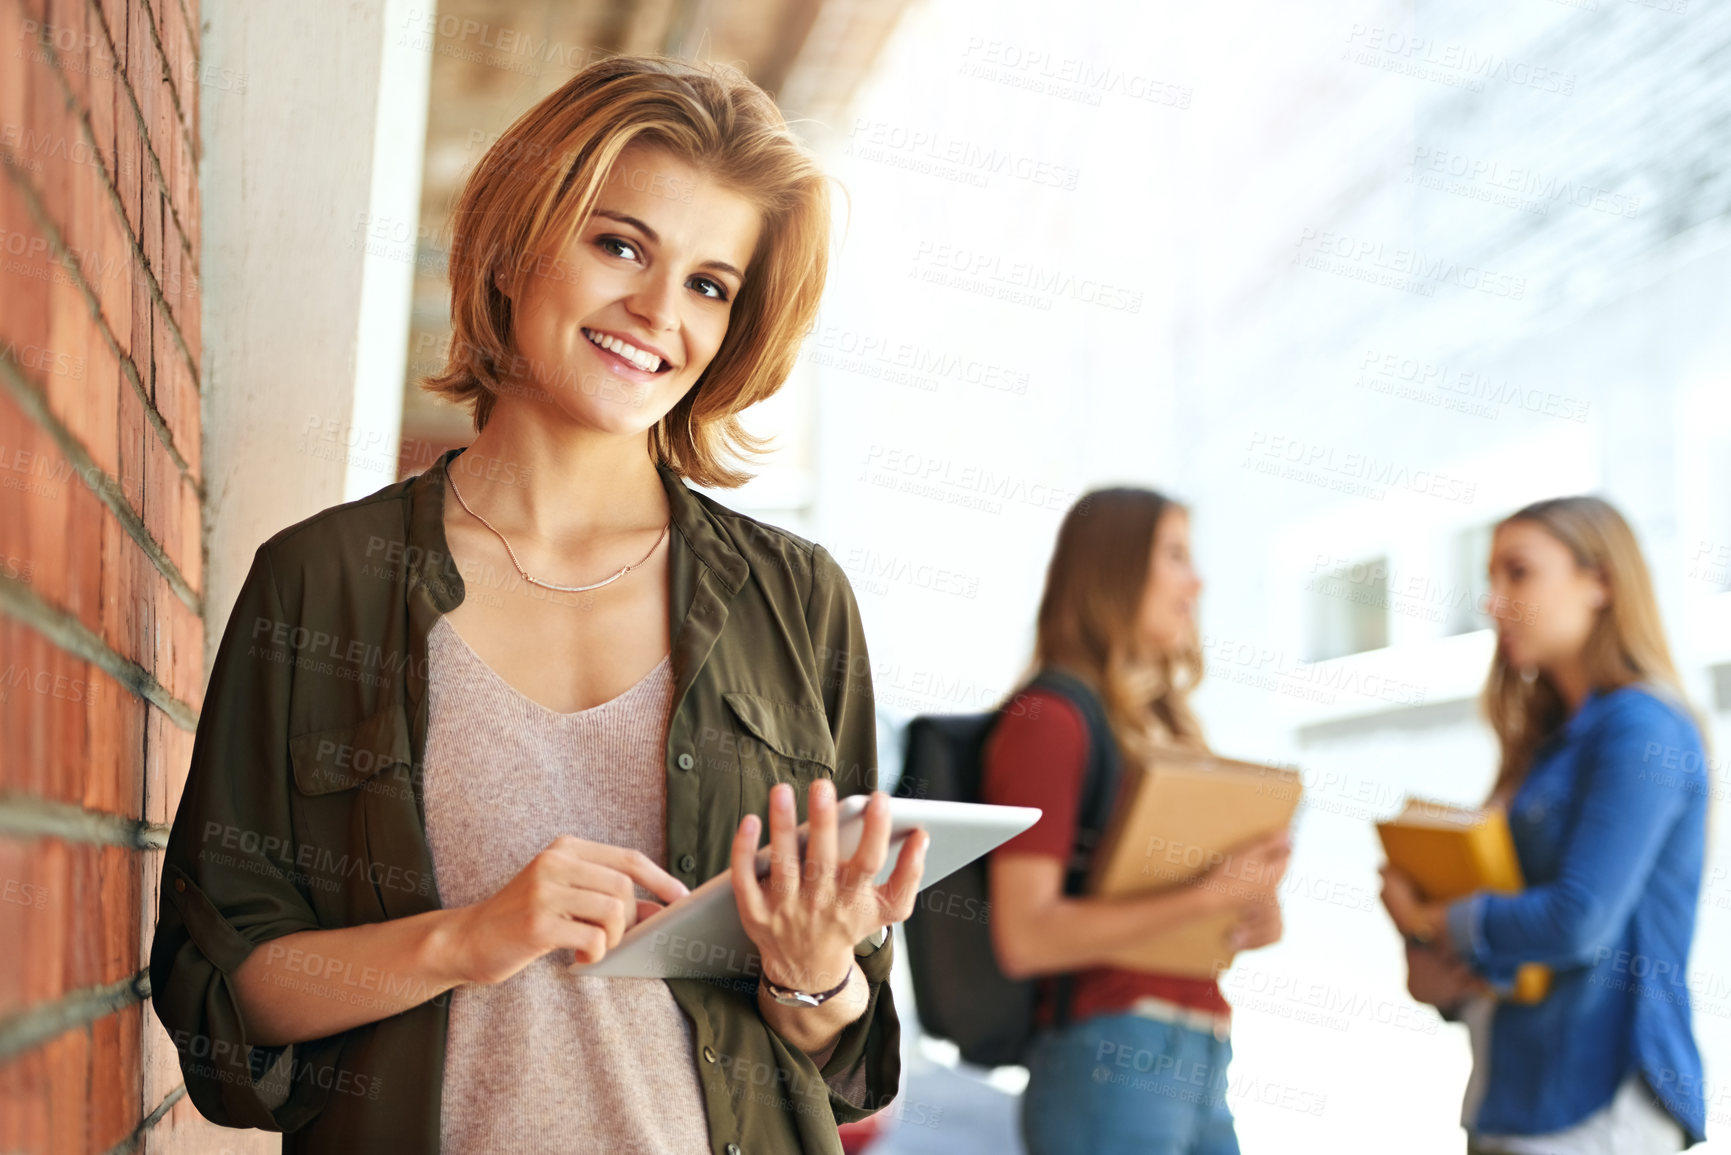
982, 488, 1291, 1155
1381, 496, 1709, 1154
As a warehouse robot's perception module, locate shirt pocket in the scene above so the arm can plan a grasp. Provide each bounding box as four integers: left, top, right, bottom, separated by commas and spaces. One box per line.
722, 691, 838, 824
285, 705, 425, 917
288, 705, 415, 797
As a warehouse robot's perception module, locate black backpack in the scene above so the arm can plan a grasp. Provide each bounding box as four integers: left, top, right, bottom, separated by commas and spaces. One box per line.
893, 666, 1123, 1068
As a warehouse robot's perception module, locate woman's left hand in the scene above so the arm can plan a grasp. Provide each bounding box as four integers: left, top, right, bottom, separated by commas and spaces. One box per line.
1378, 864, 1444, 943
733, 779, 928, 993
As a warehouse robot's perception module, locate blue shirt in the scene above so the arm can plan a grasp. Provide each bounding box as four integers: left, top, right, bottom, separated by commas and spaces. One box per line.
1445, 682, 1709, 1143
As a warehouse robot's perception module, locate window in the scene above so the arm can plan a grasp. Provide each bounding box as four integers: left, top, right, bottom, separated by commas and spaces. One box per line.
1307, 556, 1389, 661
1447, 523, 1496, 635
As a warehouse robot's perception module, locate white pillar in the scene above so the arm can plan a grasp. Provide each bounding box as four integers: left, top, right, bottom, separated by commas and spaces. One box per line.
200, 0, 432, 673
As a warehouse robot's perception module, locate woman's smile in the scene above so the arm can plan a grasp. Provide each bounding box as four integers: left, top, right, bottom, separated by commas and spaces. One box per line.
581, 325, 677, 378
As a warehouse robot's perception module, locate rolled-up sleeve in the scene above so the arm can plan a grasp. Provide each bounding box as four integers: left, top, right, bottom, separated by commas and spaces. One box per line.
1447, 694, 1699, 975
146, 544, 343, 1131
804, 543, 902, 1121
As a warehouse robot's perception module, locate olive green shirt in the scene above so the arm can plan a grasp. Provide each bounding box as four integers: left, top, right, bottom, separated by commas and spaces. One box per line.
148, 446, 901, 1153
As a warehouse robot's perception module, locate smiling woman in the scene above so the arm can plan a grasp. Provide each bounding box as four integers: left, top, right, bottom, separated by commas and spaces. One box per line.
424, 53, 835, 488
148, 53, 920, 1155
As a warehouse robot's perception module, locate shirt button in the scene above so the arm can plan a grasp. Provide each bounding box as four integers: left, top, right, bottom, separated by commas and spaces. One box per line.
679, 853, 697, 872
726, 1145, 741, 1155
677, 752, 695, 770
173, 878, 186, 892
703, 1044, 717, 1063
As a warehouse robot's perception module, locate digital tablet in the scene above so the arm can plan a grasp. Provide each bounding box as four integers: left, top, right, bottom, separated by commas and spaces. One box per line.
565, 795, 1040, 981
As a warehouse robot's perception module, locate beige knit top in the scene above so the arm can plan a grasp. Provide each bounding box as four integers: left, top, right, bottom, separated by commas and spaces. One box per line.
423, 614, 711, 1154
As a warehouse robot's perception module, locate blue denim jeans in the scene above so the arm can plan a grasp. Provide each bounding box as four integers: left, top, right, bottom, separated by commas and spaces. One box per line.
1019, 1012, 1241, 1155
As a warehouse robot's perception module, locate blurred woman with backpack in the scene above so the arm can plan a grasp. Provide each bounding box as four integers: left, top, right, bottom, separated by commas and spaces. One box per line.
981, 487, 1291, 1155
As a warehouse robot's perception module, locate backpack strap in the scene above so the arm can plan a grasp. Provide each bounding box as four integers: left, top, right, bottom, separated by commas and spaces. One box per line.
1019, 666, 1122, 1034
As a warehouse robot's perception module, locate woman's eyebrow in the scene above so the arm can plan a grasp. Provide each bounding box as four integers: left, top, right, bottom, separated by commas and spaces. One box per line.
592, 208, 745, 280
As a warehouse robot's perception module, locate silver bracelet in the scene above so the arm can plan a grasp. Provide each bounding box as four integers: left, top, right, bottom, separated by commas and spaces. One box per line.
759, 960, 856, 1008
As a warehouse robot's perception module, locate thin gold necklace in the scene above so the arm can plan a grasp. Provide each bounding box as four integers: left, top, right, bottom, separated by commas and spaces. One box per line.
447, 469, 670, 594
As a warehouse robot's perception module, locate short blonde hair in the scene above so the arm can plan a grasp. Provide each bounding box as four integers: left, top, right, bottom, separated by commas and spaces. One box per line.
423, 53, 836, 488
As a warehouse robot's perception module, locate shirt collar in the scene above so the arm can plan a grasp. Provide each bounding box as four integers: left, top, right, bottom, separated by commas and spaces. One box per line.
404, 445, 747, 611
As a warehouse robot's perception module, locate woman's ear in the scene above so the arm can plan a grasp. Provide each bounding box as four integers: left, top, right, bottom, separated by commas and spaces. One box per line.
493, 264, 514, 301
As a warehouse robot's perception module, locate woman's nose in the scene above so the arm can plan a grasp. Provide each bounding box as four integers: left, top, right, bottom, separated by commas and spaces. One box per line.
626, 274, 680, 331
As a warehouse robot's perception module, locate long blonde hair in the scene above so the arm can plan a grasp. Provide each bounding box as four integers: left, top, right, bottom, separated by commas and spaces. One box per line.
1482, 495, 1705, 804
1013, 488, 1207, 767
423, 53, 837, 488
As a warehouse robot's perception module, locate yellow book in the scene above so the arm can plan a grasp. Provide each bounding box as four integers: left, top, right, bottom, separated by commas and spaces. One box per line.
1376, 798, 1551, 1004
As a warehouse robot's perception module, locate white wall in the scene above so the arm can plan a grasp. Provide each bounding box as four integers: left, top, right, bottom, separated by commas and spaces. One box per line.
200, 0, 431, 670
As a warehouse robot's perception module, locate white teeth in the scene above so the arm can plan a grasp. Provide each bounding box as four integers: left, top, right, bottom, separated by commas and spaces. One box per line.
584, 328, 662, 372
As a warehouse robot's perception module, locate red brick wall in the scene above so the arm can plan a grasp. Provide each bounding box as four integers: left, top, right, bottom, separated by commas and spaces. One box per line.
0, 0, 257, 1150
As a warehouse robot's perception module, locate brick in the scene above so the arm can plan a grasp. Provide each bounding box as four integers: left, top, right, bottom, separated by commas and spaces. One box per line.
44, 1024, 91, 1152
0, 839, 143, 1013
97, 0, 126, 59
111, 52, 140, 236
45, 267, 123, 487
0, 184, 53, 356
45, 0, 89, 115
152, 324, 197, 480
0, 1042, 47, 1151
85, 26, 120, 198
0, 0, 27, 132
90, 1001, 144, 1149
93, 204, 136, 361
141, 416, 196, 582
116, 329, 146, 504
160, 184, 188, 334
0, 835, 66, 1015
129, 241, 150, 376
158, 0, 192, 142
0, 1029, 93, 1152
175, 470, 198, 594
142, 703, 194, 827
139, 176, 161, 290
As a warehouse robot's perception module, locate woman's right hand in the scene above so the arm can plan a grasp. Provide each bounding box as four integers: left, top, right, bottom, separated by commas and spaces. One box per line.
445, 835, 691, 986
1404, 940, 1483, 1009
1194, 828, 1292, 912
